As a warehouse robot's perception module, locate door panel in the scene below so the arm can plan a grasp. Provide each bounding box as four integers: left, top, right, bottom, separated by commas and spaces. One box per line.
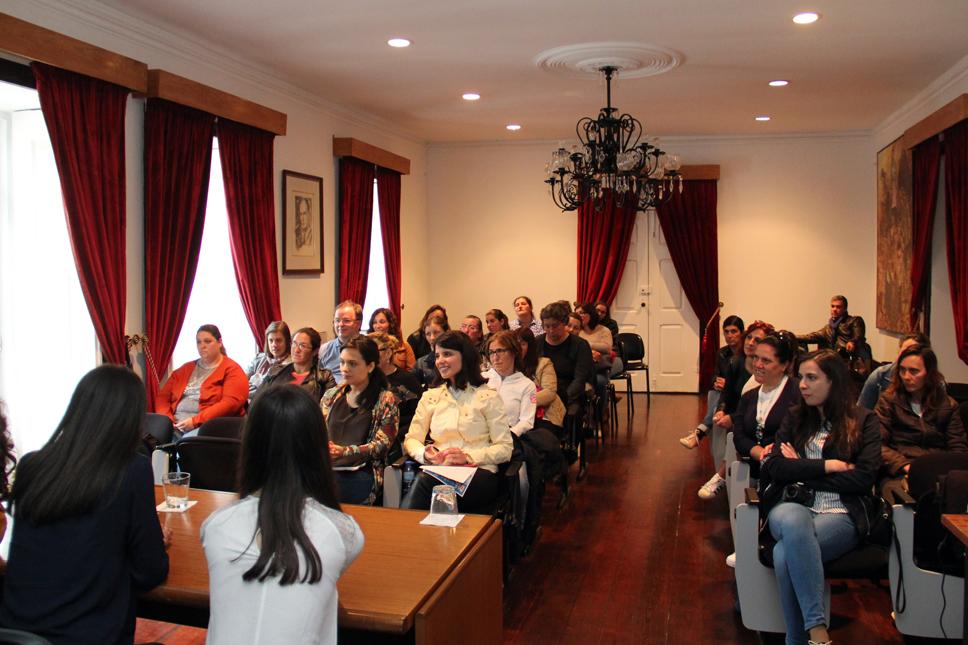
611, 213, 649, 392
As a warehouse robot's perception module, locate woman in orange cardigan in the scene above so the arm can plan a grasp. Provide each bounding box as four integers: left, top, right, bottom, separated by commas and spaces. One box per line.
156, 324, 248, 436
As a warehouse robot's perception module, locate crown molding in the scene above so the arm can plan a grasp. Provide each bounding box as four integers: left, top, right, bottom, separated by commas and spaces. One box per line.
10, 0, 425, 145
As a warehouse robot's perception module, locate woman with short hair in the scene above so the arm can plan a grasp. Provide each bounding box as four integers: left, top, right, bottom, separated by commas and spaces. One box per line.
202, 385, 363, 644
875, 343, 968, 502
320, 336, 399, 505
245, 320, 292, 398
156, 324, 248, 436
368, 307, 415, 370
759, 350, 881, 645
1, 366, 169, 642
403, 331, 513, 514
262, 327, 336, 404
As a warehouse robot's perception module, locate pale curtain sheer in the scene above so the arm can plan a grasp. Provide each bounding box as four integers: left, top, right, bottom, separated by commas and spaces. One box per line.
361, 180, 389, 326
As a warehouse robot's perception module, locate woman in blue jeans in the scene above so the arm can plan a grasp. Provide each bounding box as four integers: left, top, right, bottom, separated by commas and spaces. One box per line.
759, 349, 881, 645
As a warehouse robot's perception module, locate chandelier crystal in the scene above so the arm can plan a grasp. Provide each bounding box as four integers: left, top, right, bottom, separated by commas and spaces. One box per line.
545, 66, 682, 212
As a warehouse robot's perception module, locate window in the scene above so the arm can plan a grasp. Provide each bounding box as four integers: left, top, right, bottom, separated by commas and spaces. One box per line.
361, 180, 389, 326
0, 80, 97, 456
171, 142, 256, 372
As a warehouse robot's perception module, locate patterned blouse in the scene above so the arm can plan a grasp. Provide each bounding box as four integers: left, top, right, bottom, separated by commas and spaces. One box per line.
320, 386, 400, 505
805, 422, 848, 515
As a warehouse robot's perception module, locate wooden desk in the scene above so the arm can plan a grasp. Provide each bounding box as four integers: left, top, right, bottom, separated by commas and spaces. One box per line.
146, 487, 502, 643
941, 513, 968, 644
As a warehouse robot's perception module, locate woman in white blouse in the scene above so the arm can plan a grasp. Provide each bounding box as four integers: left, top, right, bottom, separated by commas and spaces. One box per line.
484, 330, 537, 438
202, 385, 363, 645
403, 330, 513, 514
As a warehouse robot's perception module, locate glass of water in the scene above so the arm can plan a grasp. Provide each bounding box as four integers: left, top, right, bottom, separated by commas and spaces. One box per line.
163, 472, 191, 510
430, 485, 458, 515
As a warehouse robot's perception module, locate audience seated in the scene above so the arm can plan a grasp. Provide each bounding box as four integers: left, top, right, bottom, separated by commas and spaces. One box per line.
759, 349, 881, 645
796, 294, 872, 377
857, 332, 929, 411
262, 327, 336, 404
156, 323, 248, 437
370, 332, 421, 449
536, 302, 594, 418
402, 331, 513, 514
320, 336, 399, 505
368, 307, 415, 370
319, 300, 364, 384
244, 320, 292, 399
202, 385, 363, 644
565, 311, 582, 336
875, 343, 967, 503
575, 302, 615, 420
510, 296, 544, 336
594, 301, 620, 344
407, 304, 448, 361
1, 366, 169, 642
700, 320, 774, 499
483, 308, 511, 347
680, 314, 745, 449
410, 315, 448, 389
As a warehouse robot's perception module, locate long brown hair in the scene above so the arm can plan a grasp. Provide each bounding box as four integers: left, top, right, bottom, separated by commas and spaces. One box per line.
885, 343, 946, 412
790, 350, 859, 455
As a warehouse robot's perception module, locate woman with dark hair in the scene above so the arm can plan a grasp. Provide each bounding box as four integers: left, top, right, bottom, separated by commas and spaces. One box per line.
262, 327, 336, 404
575, 303, 613, 368
1, 366, 169, 642
484, 331, 537, 438
157, 324, 248, 436
699, 319, 774, 499
368, 307, 415, 370
410, 315, 449, 390
680, 314, 745, 448
202, 385, 363, 644
403, 331, 513, 513
321, 336, 399, 505
407, 304, 449, 361
484, 308, 510, 343
510, 296, 543, 336
370, 332, 421, 460
245, 320, 292, 398
759, 350, 881, 645
594, 301, 620, 341
565, 311, 583, 336
875, 343, 967, 502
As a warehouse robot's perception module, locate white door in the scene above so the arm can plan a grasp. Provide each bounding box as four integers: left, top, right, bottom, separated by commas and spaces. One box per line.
648, 211, 701, 392
611, 212, 650, 392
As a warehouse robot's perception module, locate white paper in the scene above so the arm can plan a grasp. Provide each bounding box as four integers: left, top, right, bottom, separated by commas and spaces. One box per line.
156, 500, 198, 513
421, 465, 477, 485
420, 513, 465, 527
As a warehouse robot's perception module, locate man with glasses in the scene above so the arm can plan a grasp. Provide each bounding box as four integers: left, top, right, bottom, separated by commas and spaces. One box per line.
318, 300, 363, 384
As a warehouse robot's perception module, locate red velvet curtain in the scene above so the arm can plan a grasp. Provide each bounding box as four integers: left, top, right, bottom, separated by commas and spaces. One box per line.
909, 136, 942, 329
338, 157, 376, 305
576, 193, 638, 304
143, 99, 215, 408
943, 120, 968, 363
655, 180, 720, 391
217, 119, 282, 347
376, 167, 402, 322
32, 63, 129, 364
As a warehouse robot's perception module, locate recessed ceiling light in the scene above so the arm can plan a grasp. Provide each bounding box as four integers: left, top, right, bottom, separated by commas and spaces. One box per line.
755, 115, 772, 121
768, 79, 789, 87
506, 124, 521, 131
387, 38, 411, 48
792, 12, 820, 24
462, 92, 481, 101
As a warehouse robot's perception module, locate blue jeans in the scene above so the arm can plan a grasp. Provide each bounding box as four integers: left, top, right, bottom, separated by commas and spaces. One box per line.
768, 503, 858, 645
701, 389, 721, 429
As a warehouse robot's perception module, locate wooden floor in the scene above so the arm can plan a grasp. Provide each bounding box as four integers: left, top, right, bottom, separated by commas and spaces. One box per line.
502, 393, 950, 645
137, 392, 952, 644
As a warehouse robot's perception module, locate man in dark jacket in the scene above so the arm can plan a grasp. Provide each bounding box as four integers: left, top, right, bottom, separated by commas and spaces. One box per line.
797, 295, 872, 375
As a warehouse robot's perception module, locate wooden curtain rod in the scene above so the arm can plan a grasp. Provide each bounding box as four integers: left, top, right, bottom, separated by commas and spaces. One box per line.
902, 94, 967, 150
333, 137, 411, 175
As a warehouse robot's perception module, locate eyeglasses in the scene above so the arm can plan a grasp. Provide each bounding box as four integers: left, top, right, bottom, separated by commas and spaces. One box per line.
292, 341, 312, 351
488, 348, 512, 357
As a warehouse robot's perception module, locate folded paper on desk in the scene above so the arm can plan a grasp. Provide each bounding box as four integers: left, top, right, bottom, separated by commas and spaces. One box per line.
421, 465, 477, 497
420, 513, 465, 528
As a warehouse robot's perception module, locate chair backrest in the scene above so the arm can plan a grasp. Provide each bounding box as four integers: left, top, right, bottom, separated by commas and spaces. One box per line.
144, 413, 174, 445
617, 333, 645, 363
198, 416, 245, 439
173, 436, 242, 493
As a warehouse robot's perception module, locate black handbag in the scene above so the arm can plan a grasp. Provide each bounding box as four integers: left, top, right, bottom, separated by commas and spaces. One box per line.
863, 495, 893, 547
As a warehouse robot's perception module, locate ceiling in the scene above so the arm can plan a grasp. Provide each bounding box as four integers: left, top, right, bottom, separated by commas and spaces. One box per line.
93, 0, 968, 143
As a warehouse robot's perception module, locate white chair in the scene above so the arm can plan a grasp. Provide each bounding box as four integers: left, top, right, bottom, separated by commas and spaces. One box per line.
889, 493, 964, 639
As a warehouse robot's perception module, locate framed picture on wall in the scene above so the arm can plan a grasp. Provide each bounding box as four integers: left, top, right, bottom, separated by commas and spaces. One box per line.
875, 136, 912, 332
282, 170, 324, 275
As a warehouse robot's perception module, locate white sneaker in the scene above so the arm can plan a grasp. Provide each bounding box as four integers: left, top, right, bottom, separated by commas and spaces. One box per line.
725, 552, 736, 568
698, 473, 726, 499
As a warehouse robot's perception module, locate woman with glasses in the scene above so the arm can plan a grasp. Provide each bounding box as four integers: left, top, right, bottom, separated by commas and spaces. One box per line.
698, 320, 775, 500
403, 331, 513, 514
245, 321, 292, 399
262, 327, 336, 404
759, 350, 881, 645
368, 308, 415, 370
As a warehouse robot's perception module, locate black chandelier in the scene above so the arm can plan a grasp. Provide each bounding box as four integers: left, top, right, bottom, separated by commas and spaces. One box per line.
545, 66, 682, 212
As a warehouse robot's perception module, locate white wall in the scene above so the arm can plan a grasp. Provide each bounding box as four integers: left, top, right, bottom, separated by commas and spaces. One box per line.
4, 0, 431, 340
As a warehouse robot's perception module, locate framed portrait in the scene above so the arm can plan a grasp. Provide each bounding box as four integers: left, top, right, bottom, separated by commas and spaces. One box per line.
282, 170, 324, 275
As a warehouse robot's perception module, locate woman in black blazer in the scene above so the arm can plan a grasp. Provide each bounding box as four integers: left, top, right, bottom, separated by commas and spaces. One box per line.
732, 331, 800, 479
